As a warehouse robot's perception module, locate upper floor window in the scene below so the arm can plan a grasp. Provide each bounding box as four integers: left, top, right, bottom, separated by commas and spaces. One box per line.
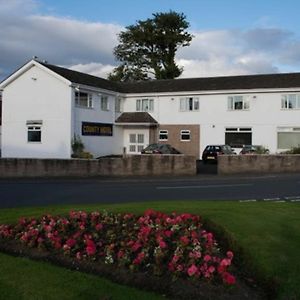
136, 99, 154, 112
281, 94, 300, 110
228, 95, 249, 111
101, 96, 109, 111
159, 130, 168, 141
115, 97, 123, 113
180, 97, 199, 111
75, 91, 93, 108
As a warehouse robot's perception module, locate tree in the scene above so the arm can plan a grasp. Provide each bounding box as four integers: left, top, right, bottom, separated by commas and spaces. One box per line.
108, 11, 193, 82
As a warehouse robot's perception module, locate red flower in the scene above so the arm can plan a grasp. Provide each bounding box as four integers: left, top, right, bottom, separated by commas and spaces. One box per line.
66, 238, 76, 248
204, 254, 211, 262
187, 264, 198, 277
180, 236, 189, 246
222, 272, 236, 285
86, 239, 96, 256
95, 223, 103, 231
226, 251, 234, 259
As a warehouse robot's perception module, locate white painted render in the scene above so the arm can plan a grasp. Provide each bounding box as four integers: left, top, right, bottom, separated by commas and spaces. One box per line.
1, 64, 72, 158
1, 60, 300, 159
71, 88, 123, 157
124, 90, 300, 155
0, 61, 124, 159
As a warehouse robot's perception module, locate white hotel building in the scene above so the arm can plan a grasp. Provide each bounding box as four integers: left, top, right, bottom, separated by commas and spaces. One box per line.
0, 59, 300, 159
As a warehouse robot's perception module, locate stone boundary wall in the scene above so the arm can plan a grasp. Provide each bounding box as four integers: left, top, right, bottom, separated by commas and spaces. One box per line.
218, 154, 300, 175
0, 155, 196, 178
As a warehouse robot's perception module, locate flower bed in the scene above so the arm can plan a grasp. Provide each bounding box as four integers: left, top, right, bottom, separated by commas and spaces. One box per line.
0, 209, 236, 286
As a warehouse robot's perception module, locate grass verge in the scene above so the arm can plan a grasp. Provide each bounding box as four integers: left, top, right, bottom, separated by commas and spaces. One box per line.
0, 201, 299, 299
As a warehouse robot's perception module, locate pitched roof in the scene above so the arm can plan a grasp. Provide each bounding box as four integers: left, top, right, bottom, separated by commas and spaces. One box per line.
39, 61, 300, 94
115, 112, 158, 124
119, 73, 300, 93
39, 61, 120, 92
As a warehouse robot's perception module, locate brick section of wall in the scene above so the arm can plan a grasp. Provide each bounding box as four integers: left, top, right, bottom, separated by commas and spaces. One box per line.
0, 156, 196, 178
157, 125, 200, 158
218, 154, 300, 174
149, 126, 158, 144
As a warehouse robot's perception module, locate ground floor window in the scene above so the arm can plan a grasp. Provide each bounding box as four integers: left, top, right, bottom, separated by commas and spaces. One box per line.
27, 120, 42, 142
181, 130, 191, 141
225, 127, 252, 147
277, 127, 300, 149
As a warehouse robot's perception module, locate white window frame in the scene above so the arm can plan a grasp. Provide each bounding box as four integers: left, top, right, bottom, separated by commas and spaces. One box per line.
101, 96, 109, 111
180, 130, 191, 141
228, 95, 249, 111
115, 97, 122, 112
136, 99, 154, 112
180, 97, 199, 111
277, 127, 300, 149
159, 130, 168, 141
281, 94, 300, 110
75, 91, 93, 108
27, 121, 42, 143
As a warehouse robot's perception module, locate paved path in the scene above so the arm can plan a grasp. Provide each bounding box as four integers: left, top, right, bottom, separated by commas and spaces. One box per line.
0, 174, 300, 208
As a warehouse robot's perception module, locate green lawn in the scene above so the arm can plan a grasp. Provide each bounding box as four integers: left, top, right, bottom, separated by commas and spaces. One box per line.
0, 201, 299, 300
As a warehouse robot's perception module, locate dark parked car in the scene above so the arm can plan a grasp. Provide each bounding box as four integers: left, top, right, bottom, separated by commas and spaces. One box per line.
141, 143, 181, 154
239, 145, 269, 155
202, 145, 234, 163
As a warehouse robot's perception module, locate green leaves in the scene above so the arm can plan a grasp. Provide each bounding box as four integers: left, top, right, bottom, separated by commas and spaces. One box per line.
108, 11, 193, 82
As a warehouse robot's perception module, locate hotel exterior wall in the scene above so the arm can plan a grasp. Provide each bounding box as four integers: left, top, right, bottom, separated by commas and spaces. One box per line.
71, 90, 123, 157
158, 124, 200, 157
2, 65, 72, 159
123, 90, 300, 156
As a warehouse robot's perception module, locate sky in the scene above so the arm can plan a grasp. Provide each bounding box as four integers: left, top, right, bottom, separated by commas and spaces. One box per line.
1, 0, 300, 81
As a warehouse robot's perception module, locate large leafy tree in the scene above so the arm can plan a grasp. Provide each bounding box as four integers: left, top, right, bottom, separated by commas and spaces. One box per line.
108, 11, 193, 81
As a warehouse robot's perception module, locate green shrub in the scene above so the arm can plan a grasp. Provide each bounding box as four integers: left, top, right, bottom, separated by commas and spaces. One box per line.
71, 136, 93, 159
283, 146, 300, 154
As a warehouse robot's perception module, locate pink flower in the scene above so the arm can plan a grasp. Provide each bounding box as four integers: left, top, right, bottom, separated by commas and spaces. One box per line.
187, 264, 198, 277
222, 272, 236, 285
132, 241, 142, 252
220, 258, 231, 267
159, 240, 167, 249
66, 238, 76, 248
86, 239, 96, 256
95, 223, 103, 231
133, 252, 145, 265
117, 250, 125, 259
180, 236, 189, 246
226, 251, 234, 259
208, 266, 215, 273
204, 254, 211, 262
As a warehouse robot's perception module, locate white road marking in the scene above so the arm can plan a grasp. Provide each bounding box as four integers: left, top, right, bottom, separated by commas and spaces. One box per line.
274, 200, 286, 203
156, 183, 253, 190
290, 199, 300, 202
284, 196, 300, 200
263, 197, 281, 201
239, 199, 257, 202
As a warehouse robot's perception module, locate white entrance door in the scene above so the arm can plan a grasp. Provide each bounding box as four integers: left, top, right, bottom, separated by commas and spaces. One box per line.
124, 129, 149, 154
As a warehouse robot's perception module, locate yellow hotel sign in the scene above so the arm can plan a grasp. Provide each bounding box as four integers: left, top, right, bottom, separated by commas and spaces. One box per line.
82, 122, 113, 136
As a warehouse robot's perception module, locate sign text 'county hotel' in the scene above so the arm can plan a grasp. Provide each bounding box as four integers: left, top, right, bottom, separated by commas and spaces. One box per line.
81, 122, 113, 136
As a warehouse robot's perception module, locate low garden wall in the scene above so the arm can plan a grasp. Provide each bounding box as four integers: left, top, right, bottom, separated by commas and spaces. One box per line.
218, 154, 300, 175
0, 155, 196, 178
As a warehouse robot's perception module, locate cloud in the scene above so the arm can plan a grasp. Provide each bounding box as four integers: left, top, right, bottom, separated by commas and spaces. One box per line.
1, 1, 300, 81
69, 62, 115, 78
0, 0, 121, 79
177, 27, 298, 78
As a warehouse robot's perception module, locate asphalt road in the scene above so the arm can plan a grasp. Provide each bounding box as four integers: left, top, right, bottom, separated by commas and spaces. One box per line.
1, 173, 300, 208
